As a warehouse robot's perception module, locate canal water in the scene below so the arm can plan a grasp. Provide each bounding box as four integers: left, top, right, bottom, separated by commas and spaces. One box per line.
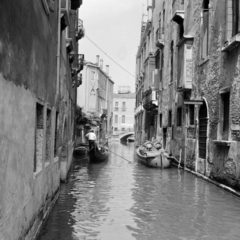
38, 141, 240, 240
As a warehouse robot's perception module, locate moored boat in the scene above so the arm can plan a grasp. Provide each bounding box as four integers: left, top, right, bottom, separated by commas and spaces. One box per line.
74, 146, 88, 155
88, 143, 109, 163
136, 141, 171, 168
127, 135, 135, 142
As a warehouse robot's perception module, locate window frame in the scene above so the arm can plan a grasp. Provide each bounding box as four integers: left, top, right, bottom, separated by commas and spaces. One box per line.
177, 107, 182, 127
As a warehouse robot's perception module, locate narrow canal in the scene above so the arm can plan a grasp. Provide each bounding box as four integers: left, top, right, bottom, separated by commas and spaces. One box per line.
38, 141, 240, 240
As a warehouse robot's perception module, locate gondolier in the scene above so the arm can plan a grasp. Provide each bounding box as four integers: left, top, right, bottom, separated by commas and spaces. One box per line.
85, 129, 96, 150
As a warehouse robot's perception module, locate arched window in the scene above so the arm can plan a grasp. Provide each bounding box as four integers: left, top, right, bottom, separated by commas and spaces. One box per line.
89, 88, 95, 108
91, 71, 95, 84
115, 115, 118, 123
200, 0, 209, 60
122, 115, 125, 123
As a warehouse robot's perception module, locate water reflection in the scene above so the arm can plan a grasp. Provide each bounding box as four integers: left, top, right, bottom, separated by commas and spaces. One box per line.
38, 141, 240, 240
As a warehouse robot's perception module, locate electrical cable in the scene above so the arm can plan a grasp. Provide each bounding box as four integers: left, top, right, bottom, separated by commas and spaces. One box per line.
85, 34, 136, 79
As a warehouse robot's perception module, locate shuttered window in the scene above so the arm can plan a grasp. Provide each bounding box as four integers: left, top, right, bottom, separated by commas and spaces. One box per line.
226, 0, 240, 40
200, 0, 209, 60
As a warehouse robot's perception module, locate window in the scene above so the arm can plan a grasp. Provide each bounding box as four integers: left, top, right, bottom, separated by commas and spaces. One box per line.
159, 113, 162, 127
122, 128, 125, 131
89, 88, 95, 108
122, 115, 125, 123
162, 2, 165, 34
170, 41, 174, 83
54, 112, 59, 157
189, 105, 195, 125
152, 0, 155, 8
160, 50, 164, 80
35, 103, 44, 172
177, 107, 182, 126
168, 110, 172, 127
45, 109, 51, 164
115, 115, 118, 123
156, 52, 160, 69
221, 92, 230, 140
91, 71, 95, 84
200, 0, 209, 60
159, 13, 162, 38
232, 0, 240, 36
115, 102, 118, 107
114, 127, 118, 131
122, 102, 126, 107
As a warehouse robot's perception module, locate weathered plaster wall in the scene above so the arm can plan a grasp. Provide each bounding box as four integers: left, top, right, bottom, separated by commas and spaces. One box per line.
0, 76, 60, 240
186, 0, 240, 184
0, 0, 76, 238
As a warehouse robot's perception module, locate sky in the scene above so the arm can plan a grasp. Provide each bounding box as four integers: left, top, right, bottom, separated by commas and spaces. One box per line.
78, 0, 147, 94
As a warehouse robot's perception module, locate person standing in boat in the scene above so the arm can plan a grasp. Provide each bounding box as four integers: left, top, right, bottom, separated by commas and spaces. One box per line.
85, 129, 96, 150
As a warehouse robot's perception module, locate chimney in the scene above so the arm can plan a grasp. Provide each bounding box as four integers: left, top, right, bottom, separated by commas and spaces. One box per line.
96, 55, 100, 66
100, 59, 103, 69
147, 0, 152, 21
106, 65, 109, 75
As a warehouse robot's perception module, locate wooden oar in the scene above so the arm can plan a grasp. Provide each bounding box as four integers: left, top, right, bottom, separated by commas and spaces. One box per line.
101, 147, 132, 163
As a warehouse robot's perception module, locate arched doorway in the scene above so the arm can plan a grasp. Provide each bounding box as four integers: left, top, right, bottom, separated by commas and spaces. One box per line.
199, 102, 208, 159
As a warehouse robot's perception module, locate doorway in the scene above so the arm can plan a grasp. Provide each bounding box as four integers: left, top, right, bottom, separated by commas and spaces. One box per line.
198, 102, 208, 159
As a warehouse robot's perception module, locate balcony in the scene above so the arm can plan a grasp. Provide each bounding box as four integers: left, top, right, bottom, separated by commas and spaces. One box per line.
61, 8, 69, 31
71, 0, 83, 10
177, 36, 194, 92
114, 107, 119, 111
66, 38, 73, 54
76, 19, 85, 41
134, 103, 143, 115
143, 88, 158, 111
222, 33, 240, 52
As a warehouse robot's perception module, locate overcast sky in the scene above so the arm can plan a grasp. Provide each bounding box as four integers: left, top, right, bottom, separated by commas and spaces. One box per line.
78, 0, 147, 93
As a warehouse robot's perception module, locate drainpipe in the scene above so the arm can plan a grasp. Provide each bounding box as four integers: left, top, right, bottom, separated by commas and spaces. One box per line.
205, 116, 209, 175
184, 105, 188, 170
195, 106, 199, 172
56, 0, 61, 99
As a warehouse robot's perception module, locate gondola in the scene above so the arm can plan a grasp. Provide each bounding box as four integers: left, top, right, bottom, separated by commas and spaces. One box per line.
88, 143, 109, 163
74, 146, 88, 155
136, 141, 171, 168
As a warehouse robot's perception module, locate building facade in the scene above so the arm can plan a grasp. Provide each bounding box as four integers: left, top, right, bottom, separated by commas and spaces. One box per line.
0, 0, 84, 239
135, 0, 240, 189
113, 88, 135, 135
78, 56, 114, 144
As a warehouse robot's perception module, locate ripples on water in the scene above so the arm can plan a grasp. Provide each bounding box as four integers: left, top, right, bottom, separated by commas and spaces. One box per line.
38, 141, 240, 240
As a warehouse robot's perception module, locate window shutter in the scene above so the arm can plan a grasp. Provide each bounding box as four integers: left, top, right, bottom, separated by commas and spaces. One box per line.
203, 11, 209, 59
226, 0, 233, 40
238, 0, 240, 33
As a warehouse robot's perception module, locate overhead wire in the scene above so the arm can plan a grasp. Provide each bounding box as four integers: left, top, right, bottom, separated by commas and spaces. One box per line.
84, 34, 136, 79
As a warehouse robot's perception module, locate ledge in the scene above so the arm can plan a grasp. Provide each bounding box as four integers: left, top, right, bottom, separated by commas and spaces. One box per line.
199, 57, 209, 66
172, 10, 184, 24
222, 33, 240, 52
213, 140, 232, 146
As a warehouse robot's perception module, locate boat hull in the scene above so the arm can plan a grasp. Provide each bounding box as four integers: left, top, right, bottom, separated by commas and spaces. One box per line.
136, 148, 171, 168
88, 145, 109, 163
74, 146, 87, 155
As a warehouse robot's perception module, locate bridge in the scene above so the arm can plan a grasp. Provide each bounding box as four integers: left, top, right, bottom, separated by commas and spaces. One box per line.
119, 131, 135, 141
